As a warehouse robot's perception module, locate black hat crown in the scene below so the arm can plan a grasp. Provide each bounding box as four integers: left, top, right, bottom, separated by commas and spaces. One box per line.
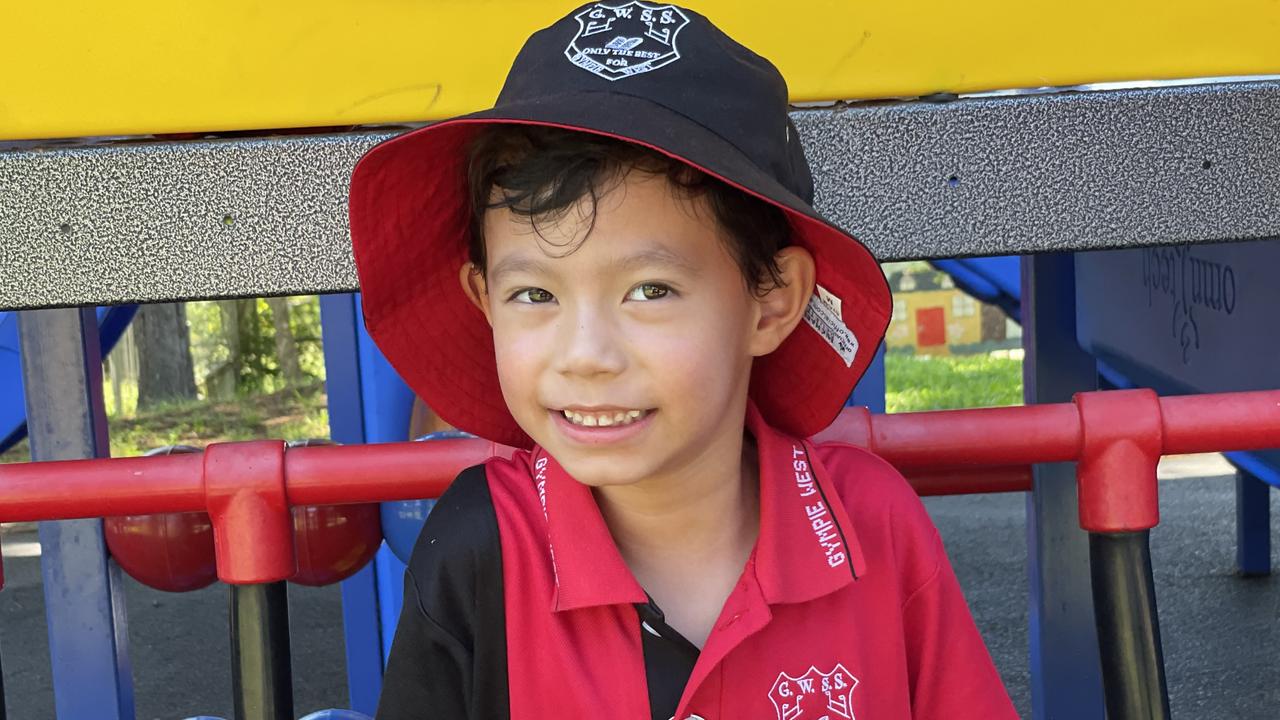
495, 1, 815, 203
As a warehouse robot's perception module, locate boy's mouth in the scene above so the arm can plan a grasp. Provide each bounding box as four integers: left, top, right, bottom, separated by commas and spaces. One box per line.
557, 407, 653, 428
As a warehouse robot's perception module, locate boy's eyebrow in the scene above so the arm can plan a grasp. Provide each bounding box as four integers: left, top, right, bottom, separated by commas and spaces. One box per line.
488, 254, 553, 284
488, 245, 701, 283
616, 246, 703, 277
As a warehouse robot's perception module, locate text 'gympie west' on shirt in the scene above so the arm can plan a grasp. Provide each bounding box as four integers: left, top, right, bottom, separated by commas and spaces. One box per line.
376, 398, 1018, 720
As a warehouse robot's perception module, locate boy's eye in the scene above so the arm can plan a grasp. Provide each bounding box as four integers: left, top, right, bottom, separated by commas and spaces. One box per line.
510, 287, 555, 304
627, 283, 672, 301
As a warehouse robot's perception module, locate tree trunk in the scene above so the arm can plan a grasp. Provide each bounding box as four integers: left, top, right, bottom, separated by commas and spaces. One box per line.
265, 296, 303, 386
206, 300, 244, 399
105, 354, 124, 415
135, 303, 198, 410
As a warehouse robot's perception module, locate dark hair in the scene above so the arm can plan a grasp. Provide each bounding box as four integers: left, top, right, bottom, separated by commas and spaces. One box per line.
465, 125, 791, 297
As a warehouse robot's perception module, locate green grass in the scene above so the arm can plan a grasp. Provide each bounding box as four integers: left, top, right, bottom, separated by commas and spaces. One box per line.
886, 353, 1023, 413
0, 381, 330, 463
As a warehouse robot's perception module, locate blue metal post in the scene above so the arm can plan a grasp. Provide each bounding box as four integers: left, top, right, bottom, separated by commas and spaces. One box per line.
18, 307, 134, 720
1021, 254, 1105, 719
848, 341, 886, 414
374, 551, 408, 668
320, 293, 419, 712
1235, 470, 1271, 576
1221, 451, 1276, 577
319, 294, 384, 715
349, 296, 418, 669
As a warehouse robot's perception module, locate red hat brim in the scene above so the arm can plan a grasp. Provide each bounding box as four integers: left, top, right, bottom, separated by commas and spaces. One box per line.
349, 92, 890, 449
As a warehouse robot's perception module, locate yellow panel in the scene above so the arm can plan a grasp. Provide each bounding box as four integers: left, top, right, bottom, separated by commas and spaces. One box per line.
4, 1, 1280, 141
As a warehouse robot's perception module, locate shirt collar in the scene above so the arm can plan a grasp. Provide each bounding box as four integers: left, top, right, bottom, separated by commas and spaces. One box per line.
747, 398, 866, 604
533, 397, 865, 613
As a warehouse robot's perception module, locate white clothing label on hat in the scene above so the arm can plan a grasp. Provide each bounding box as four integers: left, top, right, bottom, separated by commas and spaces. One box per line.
565, 2, 690, 82
804, 289, 858, 367
815, 282, 843, 317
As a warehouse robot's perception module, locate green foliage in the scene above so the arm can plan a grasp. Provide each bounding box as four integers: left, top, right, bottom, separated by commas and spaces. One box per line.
3, 295, 330, 463
290, 295, 327, 381
0, 381, 330, 463
885, 353, 1023, 413
186, 296, 326, 398
235, 298, 281, 394
185, 300, 230, 390
103, 377, 139, 417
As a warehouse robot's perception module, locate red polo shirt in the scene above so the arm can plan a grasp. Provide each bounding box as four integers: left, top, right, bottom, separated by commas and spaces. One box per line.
376, 398, 1017, 719
486, 399, 1016, 719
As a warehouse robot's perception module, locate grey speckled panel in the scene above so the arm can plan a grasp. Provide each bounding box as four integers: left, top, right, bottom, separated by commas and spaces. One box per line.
0, 132, 386, 311
2, 80, 1279, 310
796, 81, 1280, 261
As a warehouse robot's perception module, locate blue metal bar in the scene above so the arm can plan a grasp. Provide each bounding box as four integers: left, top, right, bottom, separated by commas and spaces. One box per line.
848, 341, 886, 414
18, 307, 134, 720
1235, 470, 1272, 576
1224, 451, 1276, 576
374, 549, 407, 669
319, 293, 384, 715
320, 292, 420, 711
352, 295, 415, 446
348, 295, 418, 673
1021, 255, 1105, 719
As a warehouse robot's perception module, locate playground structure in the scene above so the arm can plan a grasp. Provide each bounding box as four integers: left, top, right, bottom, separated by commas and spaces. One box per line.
2, 1, 1280, 718
5, 387, 1280, 720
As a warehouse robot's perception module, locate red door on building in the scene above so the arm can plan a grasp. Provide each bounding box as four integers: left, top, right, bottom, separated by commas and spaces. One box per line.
915, 306, 946, 347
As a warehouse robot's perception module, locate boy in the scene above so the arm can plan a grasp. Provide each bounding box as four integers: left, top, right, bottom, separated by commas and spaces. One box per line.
349, 3, 1018, 718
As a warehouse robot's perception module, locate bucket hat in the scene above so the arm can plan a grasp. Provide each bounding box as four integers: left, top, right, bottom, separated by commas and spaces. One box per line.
349, 1, 891, 449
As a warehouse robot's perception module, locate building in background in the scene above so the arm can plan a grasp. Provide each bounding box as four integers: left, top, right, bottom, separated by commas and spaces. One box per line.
883, 263, 1021, 355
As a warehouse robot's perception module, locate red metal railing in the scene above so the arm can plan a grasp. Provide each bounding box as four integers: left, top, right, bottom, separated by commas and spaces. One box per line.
3, 388, 1278, 582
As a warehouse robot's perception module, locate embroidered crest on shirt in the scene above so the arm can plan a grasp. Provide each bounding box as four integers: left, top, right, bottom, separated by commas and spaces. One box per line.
769, 664, 859, 720
565, 1, 690, 81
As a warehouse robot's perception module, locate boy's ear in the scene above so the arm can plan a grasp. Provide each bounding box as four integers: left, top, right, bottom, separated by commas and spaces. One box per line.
458, 262, 494, 326
748, 245, 816, 357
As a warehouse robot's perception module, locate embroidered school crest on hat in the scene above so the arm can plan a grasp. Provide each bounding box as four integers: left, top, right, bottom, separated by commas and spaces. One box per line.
565, 2, 690, 81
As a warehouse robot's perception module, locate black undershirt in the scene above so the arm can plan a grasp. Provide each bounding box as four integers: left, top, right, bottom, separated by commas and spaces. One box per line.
637, 596, 701, 718
375, 465, 698, 720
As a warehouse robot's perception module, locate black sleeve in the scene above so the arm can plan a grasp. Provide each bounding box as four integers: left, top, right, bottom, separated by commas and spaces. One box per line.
375, 464, 510, 720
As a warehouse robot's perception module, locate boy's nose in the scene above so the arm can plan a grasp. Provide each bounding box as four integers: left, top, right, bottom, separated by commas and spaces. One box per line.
553, 305, 627, 378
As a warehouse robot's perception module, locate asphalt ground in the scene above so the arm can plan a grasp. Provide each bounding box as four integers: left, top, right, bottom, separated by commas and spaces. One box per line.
1, 454, 1275, 719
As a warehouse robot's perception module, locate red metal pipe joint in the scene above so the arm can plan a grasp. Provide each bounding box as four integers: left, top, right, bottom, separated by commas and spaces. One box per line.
1075, 389, 1162, 533
204, 440, 295, 584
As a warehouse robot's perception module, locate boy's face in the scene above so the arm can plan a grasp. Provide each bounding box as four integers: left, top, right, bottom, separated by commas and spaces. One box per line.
460, 169, 813, 489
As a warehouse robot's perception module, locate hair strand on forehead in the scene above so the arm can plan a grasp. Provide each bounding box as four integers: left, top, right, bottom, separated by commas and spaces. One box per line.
466, 124, 791, 298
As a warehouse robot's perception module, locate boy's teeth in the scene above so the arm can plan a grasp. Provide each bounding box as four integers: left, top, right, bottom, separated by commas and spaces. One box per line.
563, 409, 646, 427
